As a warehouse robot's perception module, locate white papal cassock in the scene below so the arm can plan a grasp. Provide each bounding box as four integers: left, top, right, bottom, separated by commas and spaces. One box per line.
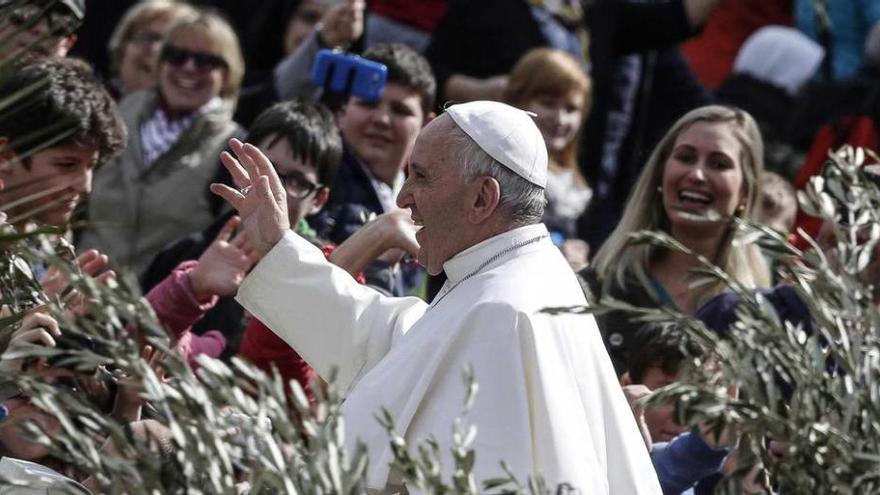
237, 223, 662, 493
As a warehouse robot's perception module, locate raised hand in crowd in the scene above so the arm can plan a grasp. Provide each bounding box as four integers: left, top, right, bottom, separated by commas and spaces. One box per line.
111, 345, 167, 423
40, 248, 117, 318
318, 0, 365, 49
40, 249, 114, 298
211, 138, 290, 261
328, 209, 420, 277
188, 215, 256, 302
0, 310, 61, 373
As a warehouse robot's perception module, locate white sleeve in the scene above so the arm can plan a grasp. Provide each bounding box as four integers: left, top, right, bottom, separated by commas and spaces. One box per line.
236, 231, 428, 394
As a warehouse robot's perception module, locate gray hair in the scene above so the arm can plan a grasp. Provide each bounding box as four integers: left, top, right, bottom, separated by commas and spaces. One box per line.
448, 124, 546, 227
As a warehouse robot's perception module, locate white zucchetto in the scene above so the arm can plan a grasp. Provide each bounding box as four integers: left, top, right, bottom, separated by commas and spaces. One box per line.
446, 101, 548, 188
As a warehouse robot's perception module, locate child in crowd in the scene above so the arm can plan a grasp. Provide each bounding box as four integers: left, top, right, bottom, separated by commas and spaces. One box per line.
621, 324, 732, 495
311, 43, 435, 249
504, 47, 592, 269
757, 171, 797, 236
0, 0, 83, 62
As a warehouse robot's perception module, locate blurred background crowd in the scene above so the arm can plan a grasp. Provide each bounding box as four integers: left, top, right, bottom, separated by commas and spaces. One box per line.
2, 0, 880, 493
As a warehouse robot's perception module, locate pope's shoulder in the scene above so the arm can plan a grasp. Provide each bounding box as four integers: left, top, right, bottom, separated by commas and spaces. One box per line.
463, 243, 587, 310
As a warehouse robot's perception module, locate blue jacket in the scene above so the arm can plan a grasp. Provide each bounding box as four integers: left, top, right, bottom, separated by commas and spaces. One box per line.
796, 0, 880, 81
652, 429, 729, 494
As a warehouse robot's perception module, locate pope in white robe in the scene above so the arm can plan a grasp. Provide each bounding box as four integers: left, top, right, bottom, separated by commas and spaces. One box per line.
213, 101, 662, 493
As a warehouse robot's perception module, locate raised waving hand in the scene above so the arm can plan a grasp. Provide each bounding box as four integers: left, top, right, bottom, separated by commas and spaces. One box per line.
210, 138, 290, 261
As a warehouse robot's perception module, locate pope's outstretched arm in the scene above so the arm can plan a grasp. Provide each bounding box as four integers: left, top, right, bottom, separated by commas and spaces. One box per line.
211, 140, 427, 392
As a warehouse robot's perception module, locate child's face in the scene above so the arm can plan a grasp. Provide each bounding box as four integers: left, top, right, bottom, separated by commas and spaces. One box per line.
639, 366, 688, 443
336, 82, 425, 183
523, 90, 585, 157
0, 141, 98, 227
257, 135, 327, 227
758, 192, 796, 235
0, 4, 77, 62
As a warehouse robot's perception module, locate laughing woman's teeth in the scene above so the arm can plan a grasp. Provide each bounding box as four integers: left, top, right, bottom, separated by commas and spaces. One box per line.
679, 190, 711, 204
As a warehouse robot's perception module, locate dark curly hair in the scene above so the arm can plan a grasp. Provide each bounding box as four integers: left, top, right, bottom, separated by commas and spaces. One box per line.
362, 43, 436, 114
627, 322, 702, 384
0, 57, 126, 164
246, 99, 343, 189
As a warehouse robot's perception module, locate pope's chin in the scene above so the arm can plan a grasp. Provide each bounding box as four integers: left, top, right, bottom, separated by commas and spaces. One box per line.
416, 231, 442, 276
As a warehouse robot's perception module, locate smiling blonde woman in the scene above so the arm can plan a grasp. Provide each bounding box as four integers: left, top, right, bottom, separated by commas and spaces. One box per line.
583, 105, 771, 374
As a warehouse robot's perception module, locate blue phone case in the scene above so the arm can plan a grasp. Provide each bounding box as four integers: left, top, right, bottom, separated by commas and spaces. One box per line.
310, 49, 388, 101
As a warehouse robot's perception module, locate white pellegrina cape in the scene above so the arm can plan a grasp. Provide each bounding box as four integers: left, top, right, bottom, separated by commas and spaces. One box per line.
237, 223, 661, 493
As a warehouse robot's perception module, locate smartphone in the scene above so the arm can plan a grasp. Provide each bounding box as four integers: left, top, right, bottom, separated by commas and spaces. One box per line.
310, 49, 387, 102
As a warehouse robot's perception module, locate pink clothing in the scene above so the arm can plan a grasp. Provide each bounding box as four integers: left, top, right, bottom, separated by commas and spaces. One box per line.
145, 260, 227, 367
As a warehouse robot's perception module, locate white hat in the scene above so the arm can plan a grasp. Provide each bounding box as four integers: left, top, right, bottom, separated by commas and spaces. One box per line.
733, 26, 824, 96
446, 101, 548, 188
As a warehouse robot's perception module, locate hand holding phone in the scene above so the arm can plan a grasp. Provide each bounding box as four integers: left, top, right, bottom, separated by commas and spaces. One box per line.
310, 49, 387, 102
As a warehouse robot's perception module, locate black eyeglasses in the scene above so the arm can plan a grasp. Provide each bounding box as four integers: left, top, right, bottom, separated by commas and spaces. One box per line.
7, 3, 79, 36
278, 170, 321, 199
128, 30, 163, 48
160, 45, 228, 71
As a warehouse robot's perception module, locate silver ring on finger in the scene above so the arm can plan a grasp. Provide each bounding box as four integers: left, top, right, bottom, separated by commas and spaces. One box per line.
239, 185, 252, 195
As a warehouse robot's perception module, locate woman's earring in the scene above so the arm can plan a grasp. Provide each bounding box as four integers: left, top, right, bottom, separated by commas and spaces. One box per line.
736, 204, 746, 215
657, 186, 663, 194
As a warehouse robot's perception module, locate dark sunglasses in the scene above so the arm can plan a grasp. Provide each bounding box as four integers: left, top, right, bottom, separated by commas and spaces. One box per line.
278, 170, 321, 199
160, 45, 228, 71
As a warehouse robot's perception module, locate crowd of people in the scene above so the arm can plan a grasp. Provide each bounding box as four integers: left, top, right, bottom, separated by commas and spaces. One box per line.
1, 0, 879, 493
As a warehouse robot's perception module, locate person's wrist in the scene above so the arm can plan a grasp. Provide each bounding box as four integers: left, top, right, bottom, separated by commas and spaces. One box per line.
373, 220, 399, 254
187, 269, 213, 303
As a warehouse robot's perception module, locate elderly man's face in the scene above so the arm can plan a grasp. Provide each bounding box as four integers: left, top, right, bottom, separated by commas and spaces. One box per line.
397, 116, 471, 275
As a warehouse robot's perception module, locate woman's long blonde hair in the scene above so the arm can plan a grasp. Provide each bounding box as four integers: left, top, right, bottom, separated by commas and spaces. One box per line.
504, 48, 591, 173
591, 105, 771, 303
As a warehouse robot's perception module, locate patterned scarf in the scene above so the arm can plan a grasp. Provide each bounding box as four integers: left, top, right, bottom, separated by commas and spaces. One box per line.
139, 97, 223, 169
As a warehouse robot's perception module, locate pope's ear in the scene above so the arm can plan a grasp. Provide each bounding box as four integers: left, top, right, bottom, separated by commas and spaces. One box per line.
467, 176, 501, 224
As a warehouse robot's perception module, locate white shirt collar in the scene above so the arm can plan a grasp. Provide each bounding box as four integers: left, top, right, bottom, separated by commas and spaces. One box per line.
442, 223, 550, 284
357, 160, 405, 214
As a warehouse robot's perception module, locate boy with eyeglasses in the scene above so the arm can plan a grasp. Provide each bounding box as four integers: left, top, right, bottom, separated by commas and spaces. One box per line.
141, 99, 419, 402
0, 0, 84, 62
139, 99, 342, 363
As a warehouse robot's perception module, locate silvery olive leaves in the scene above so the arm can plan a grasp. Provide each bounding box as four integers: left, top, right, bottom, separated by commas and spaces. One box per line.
556, 145, 880, 493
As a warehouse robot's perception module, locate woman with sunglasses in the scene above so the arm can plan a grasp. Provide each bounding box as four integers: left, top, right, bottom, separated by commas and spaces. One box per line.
79, 8, 246, 277
105, 1, 198, 98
